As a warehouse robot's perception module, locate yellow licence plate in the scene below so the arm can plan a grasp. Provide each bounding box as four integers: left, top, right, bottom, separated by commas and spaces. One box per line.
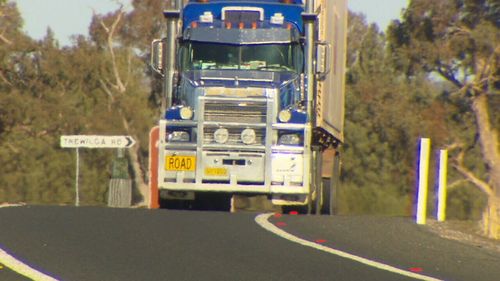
205, 167, 228, 176
165, 156, 196, 171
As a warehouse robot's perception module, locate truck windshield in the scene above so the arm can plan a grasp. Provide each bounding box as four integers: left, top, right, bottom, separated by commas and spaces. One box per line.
180, 42, 303, 73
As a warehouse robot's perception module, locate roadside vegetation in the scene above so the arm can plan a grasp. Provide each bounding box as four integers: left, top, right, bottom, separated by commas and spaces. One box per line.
0, 0, 498, 237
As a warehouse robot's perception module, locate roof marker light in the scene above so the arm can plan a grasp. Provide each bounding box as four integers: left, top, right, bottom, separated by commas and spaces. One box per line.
225, 22, 232, 29
199, 11, 213, 23
191, 21, 198, 28
239, 22, 245, 29
251, 22, 257, 29
270, 13, 285, 25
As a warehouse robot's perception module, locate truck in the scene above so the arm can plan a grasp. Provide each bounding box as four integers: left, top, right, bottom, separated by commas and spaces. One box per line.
149, 0, 347, 213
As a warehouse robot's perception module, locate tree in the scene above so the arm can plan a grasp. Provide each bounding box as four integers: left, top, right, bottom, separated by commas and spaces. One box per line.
87, 0, 182, 205
0, 0, 16, 46
0, 2, 89, 204
0, 0, 165, 206
87, 6, 157, 206
1, 2, 128, 205
388, 0, 500, 238
87, 0, 181, 205
342, 17, 417, 215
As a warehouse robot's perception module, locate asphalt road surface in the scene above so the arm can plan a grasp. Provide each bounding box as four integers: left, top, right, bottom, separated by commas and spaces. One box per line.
0, 206, 499, 281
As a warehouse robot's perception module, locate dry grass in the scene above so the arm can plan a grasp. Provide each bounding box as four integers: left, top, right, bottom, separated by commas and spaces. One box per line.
426, 219, 500, 254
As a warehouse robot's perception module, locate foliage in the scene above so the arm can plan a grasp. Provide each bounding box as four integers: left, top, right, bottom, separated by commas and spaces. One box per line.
386, 0, 499, 236
0, 1, 159, 205
339, 16, 448, 215
388, 2, 499, 177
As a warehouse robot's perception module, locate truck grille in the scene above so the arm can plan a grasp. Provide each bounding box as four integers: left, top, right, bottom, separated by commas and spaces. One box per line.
203, 98, 268, 145
204, 101, 267, 123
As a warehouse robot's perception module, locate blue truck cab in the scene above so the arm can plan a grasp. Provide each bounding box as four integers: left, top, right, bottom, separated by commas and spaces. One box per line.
151, 0, 347, 210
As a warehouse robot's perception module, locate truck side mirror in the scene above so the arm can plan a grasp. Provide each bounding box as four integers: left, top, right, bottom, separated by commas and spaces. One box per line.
315, 41, 331, 79
151, 39, 165, 76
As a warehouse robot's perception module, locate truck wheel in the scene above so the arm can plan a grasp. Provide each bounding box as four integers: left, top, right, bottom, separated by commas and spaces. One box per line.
320, 178, 332, 215
321, 151, 340, 215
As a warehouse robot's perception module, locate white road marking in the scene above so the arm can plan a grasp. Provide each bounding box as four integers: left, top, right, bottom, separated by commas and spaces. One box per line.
0, 203, 26, 208
1, 205, 58, 280
255, 213, 443, 281
0, 248, 58, 281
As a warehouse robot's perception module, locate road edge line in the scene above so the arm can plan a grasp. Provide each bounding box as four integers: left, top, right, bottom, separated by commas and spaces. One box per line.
255, 213, 443, 281
0, 248, 58, 281
0, 203, 26, 208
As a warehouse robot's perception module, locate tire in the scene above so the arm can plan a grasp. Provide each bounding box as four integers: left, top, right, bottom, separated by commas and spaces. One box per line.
321, 178, 332, 215
321, 151, 340, 215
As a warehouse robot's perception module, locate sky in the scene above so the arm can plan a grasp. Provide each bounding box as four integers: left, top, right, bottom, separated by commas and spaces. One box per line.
15, 0, 408, 46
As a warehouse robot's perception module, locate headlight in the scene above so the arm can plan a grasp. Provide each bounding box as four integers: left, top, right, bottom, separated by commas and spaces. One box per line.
214, 128, 229, 144
278, 134, 301, 145
278, 110, 292, 123
241, 128, 256, 145
168, 131, 190, 142
180, 107, 193, 120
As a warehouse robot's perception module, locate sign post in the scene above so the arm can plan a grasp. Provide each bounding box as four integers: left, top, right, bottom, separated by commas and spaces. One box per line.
75, 148, 80, 207
61, 135, 136, 206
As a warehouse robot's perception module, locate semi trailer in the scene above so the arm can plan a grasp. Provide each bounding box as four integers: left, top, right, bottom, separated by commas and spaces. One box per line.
149, 0, 347, 213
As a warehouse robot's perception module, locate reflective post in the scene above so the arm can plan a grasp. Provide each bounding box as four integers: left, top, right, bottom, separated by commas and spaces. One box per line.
437, 149, 448, 222
416, 138, 431, 225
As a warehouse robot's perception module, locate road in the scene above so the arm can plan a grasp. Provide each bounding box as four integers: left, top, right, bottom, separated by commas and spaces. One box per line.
0, 206, 499, 281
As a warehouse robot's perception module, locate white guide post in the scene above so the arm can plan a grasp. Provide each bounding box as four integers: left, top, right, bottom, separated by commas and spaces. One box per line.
416, 138, 431, 225
437, 149, 448, 222
75, 148, 80, 207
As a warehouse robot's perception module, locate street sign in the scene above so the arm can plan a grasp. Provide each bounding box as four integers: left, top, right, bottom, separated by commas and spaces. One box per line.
60, 135, 136, 149
61, 135, 137, 206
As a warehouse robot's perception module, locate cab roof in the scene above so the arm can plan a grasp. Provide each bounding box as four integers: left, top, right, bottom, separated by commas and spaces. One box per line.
182, 0, 305, 33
